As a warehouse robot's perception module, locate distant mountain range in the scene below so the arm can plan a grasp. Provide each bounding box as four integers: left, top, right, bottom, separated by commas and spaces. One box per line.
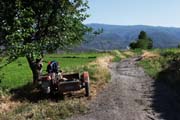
77, 23, 180, 51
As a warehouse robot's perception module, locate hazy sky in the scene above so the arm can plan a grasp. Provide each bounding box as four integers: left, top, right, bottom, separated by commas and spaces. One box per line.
84, 0, 180, 27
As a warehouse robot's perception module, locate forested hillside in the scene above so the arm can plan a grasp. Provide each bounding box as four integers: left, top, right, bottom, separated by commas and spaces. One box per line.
77, 24, 180, 51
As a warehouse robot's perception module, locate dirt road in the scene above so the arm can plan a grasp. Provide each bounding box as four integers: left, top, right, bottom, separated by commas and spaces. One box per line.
69, 58, 180, 120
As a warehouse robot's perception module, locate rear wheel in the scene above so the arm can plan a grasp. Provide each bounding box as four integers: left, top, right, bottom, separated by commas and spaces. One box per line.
82, 72, 90, 97
85, 82, 90, 97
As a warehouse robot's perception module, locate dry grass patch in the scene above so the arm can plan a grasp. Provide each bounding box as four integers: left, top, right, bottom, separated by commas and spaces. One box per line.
88, 56, 113, 97
141, 50, 160, 60
0, 99, 87, 120
113, 50, 126, 59
90, 56, 113, 68
0, 97, 21, 114
123, 51, 135, 57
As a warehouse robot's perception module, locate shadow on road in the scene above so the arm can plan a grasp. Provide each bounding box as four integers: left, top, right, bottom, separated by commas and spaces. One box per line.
151, 60, 180, 120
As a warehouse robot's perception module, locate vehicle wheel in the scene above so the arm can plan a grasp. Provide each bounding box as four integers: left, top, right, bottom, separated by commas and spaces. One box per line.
85, 82, 90, 97
82, 72, 90, 97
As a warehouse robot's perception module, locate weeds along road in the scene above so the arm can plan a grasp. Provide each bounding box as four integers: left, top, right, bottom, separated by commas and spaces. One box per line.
69, 57, 180, 120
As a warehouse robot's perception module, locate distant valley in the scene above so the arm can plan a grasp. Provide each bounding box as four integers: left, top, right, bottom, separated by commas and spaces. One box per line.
77, 23, 180, 51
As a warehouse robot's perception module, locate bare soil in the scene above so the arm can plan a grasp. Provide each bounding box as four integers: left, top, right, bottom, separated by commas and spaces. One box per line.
69, 57, 180, 120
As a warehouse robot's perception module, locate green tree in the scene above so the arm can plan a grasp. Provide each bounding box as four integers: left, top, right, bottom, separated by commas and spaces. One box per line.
129, 41, 137, 49
0, 0, 90, 84
178, 44, 180, 48
129, 31, 153, 49
147, 38, 153, 49
138, 31, 147, 39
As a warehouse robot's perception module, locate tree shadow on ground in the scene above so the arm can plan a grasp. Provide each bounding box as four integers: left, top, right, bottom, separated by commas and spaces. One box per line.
10, 83, 51, 102
150, 60, 180, 120
10, 83, 86, 103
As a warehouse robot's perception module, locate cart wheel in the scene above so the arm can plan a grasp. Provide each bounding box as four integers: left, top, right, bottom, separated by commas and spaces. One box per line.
82, 72, 90, 97
85, 82, 90, 97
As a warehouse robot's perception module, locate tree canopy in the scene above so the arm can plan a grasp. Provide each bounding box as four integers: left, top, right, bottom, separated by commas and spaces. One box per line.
0, 0, 90, 60
0, 0, 90, 83
138, 31, 147, 39
129, 31, 153, 49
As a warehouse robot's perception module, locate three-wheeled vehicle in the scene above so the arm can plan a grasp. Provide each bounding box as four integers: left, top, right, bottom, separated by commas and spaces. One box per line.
38, 68, 90, 97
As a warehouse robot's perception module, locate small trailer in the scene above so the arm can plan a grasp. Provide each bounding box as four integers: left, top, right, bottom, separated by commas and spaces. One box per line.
38, 72, 90, 97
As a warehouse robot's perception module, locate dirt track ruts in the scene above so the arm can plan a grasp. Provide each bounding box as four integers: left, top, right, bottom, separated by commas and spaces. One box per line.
69, 57, 180, 120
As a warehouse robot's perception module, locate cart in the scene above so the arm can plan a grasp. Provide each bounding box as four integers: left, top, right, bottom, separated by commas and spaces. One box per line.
38, 71, 90, 97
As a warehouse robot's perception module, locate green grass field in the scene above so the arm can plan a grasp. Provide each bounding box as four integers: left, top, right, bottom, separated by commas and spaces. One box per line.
0, 52, 104, 89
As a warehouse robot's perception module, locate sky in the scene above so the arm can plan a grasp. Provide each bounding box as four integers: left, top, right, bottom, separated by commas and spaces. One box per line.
84, 0, 180, 27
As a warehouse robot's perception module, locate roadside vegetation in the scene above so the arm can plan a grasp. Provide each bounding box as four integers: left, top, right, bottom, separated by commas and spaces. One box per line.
0, 52, 114, 119
110, 50, 135, 62
138, 48, 180, 93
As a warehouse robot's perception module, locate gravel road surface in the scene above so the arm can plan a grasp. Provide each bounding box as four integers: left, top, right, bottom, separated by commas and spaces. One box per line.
69, 57, 180, 120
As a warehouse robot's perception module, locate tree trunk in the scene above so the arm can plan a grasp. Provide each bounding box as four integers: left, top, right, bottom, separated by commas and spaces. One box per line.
26, 56, 43, 84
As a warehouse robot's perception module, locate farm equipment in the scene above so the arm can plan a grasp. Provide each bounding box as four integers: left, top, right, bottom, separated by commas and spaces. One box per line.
38, 71, 90, 97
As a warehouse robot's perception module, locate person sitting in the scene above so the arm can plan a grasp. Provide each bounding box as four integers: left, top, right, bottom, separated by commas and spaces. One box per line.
46, 61, 59, 74
46, 61, 64, 82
